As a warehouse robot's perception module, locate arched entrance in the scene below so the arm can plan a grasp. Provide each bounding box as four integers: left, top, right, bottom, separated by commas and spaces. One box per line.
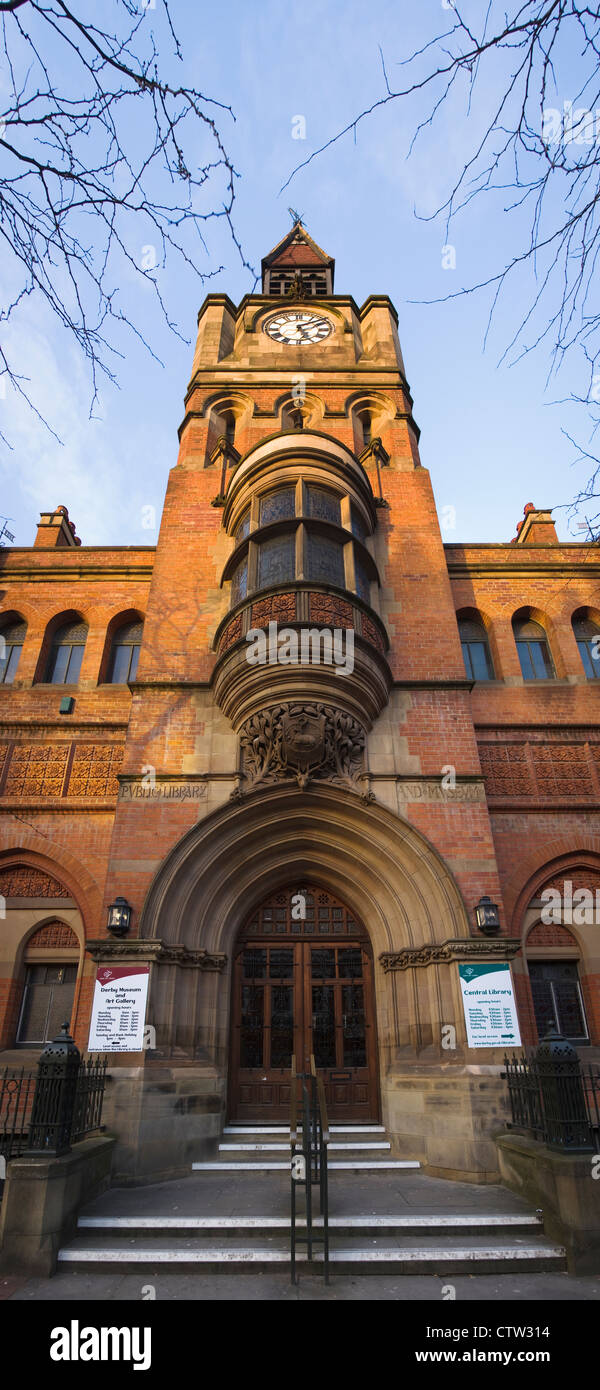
228, 884, 379, 1122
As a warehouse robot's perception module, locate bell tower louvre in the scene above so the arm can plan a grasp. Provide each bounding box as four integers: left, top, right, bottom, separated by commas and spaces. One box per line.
0, 221, 599, 1185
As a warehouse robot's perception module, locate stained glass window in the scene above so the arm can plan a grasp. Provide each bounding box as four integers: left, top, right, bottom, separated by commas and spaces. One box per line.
234, 509, 250, 541
259, 488, 296, 526
354, 551, 371, 603
230, 557, 248, 605
257, 534, 295, 588
306, 533, 345, 587
306, 487, 340, 525
351, 506, 368, 543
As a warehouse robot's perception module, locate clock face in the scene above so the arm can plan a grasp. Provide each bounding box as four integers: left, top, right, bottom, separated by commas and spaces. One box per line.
264, 311, 332, 345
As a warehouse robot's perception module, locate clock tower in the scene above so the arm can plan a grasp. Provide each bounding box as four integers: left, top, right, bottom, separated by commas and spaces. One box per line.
97, 220, 509, 1180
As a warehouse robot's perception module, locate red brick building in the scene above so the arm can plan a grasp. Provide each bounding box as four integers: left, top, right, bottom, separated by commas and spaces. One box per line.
1, 223, 598, 1183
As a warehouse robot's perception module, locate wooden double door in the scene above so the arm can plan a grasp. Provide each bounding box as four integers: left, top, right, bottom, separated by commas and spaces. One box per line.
228, 886, 379, 1123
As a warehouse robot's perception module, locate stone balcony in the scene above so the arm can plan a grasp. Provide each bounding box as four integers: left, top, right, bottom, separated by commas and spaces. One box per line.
212, 582, 392, 730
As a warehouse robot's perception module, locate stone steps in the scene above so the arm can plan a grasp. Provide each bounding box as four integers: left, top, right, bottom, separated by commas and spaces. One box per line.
193, 1122, 418, 1173
58, 1222, 566, 1275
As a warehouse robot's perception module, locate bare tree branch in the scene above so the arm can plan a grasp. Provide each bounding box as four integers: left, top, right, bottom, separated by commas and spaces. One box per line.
283, 0, 600, 534
0, 0, 254, 444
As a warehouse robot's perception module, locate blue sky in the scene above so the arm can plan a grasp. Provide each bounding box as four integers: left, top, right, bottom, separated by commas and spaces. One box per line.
0, 0, 594, 548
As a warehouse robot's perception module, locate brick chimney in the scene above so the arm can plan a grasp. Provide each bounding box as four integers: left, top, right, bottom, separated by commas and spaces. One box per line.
33, 505, 81, 548
511, 503, 558, 546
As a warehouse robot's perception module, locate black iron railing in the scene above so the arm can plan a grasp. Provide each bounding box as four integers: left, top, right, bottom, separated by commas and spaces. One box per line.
71, 1055, 108, 1144
0, 1027, 108, 1178
503, 1030, 599, 1151
0, 1068, 36, 1165
290, 1054, 329, 1283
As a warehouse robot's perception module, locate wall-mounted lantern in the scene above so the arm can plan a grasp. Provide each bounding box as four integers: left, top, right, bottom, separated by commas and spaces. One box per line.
107, 896, 132, 937
474, 895, 501, 936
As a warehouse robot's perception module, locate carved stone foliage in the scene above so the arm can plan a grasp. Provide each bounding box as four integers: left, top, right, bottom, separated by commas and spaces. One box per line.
86, 938, 227, 972
0, 866, 70, 898
239, 702, 366, 791
380, 938, 521, 972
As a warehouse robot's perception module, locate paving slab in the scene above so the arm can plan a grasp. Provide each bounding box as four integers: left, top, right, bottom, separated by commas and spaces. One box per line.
79, 1170, 537, 1222
6, 1269, 600, 1301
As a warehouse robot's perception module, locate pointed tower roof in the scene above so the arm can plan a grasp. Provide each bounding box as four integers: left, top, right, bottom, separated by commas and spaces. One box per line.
261, 222, 335, 288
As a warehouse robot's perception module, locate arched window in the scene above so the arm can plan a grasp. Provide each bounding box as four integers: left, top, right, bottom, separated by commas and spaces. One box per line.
572, 613, 600, 679
108, 620, 143, 683
458, 614, 494, 681
362, 412, 372, 449
223, 411, 236, 447
513, 615, 554, 680
46, 620, 88, 684
0, 618, 27, 684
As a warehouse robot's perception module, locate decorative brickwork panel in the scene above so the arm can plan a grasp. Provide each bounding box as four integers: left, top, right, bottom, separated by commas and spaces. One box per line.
251, 593, 296, 626
478, 744, 534, 797
527, 922, 579, 949
543, 868, 600, 895
0, 743, 8, 781
219, 614, 243, 653
0, 867, 70, 898
308, 593, 353, 627
360, 614, 385, 652
5, 743, 70, 798
68, 743, 122, 798
26, 921, 79, 950
591, 745, 600, 776
531, 744, 592, 797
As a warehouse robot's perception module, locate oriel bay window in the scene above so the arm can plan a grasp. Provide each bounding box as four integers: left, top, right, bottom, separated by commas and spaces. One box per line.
226, 481, 377, 609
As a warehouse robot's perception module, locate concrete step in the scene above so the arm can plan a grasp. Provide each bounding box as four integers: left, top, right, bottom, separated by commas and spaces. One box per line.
77, 1212, 544, 1238
217, 1141, 391, 1152
58, 1231, 566, 1275
192, 1159, 420, 1172
223, 1125, 386, 1136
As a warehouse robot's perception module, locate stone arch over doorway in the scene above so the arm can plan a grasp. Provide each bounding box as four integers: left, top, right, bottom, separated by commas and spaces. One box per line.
139, 784, 473, 1127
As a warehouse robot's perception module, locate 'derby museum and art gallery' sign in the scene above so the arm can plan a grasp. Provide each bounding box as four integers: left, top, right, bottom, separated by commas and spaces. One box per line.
88, 964, 150, 1052
458, 962, 522, 1049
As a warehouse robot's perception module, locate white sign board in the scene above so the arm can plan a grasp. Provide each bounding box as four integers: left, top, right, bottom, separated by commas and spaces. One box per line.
88, 964, 150, 1053
458, 962, 521, 1049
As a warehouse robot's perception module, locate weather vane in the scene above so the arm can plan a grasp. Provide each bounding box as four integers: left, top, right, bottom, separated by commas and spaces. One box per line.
288, 206, 305, 227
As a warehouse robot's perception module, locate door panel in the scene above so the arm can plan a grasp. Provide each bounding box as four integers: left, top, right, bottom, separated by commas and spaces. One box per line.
230, 932, 378, 1122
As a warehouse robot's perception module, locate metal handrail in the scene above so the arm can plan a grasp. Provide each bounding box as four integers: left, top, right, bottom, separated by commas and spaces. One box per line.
290, 1055, 329, 1284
